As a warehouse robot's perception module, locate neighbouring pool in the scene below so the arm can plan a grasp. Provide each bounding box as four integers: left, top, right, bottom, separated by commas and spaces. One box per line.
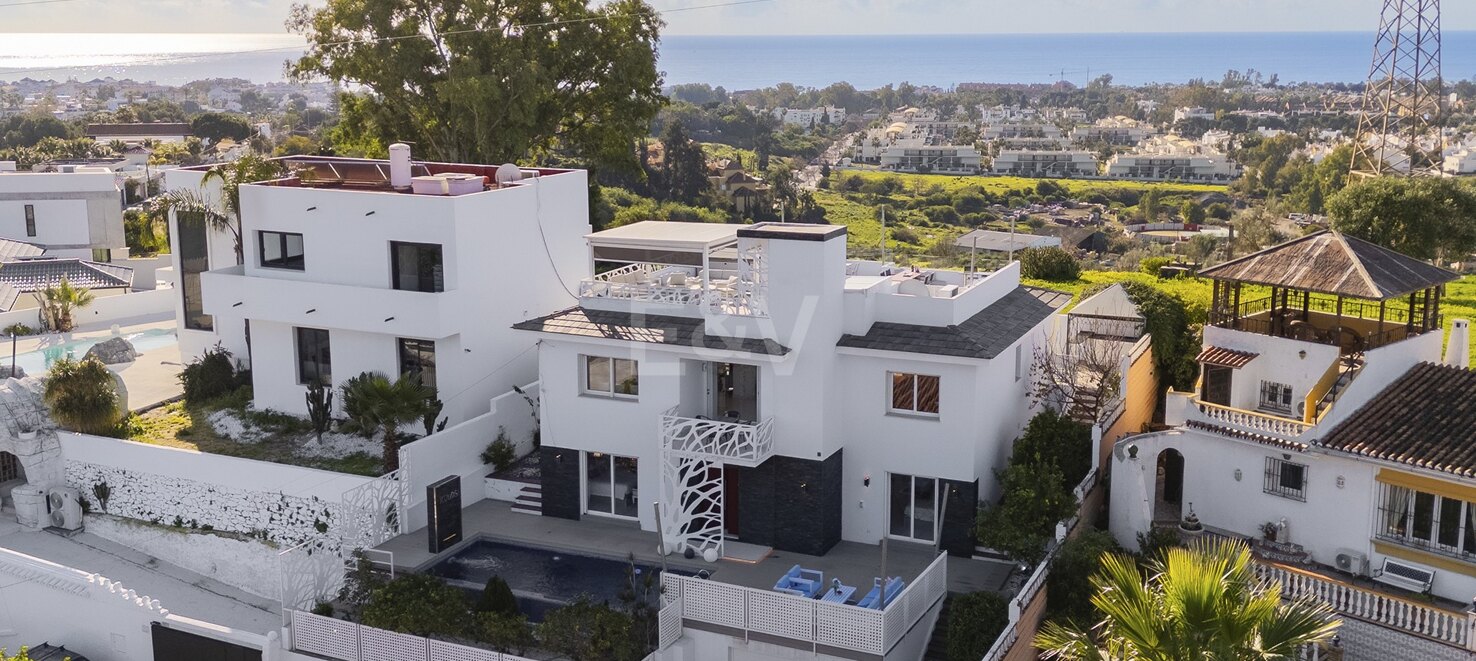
425, 539, 703, 621
5, 328, 177, 375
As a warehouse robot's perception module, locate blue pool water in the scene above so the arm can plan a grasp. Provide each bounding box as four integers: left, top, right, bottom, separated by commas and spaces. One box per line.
5, 328, 177, 375
425, 539, 702, 621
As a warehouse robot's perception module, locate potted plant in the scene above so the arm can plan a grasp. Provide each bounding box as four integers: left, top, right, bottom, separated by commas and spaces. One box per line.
15, 414, 37, 441
1179, 504, 1204, 535
1260, 521, 1280, 543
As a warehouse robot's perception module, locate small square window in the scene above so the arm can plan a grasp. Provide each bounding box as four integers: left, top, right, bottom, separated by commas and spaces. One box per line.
890, 372, 939, 415
1264, 457, 1306, 501
259, 231, 305, 270
583, 356, 638, 398
1259, 380, 1294, 414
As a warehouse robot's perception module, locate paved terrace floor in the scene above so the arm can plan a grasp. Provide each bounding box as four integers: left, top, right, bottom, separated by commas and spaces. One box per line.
377, 499, 1012, 596
0, 508, 280, 634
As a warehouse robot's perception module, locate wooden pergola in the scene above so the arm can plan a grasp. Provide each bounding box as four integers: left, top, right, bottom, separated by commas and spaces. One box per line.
1201, 231, 1458, 353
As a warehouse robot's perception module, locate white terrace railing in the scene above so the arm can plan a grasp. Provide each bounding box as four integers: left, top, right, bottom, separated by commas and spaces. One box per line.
1191, 400, 1312, 441
1253, 561, 1470, 649
660, 406, 775, 468
661, 551, 948, 657
291, 610, 558, 661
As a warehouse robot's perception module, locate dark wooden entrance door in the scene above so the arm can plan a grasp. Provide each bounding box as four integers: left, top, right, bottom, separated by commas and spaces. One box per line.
1160, 450, 1185, 505
723, 465, 740, 536
153, 623, 262, 661
1203, 365, 1233, 406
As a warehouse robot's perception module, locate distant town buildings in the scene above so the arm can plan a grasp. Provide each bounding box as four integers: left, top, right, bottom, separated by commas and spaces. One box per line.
992, 150, 1099, 176
0, 163, 126, 261
772, 106, 845, 129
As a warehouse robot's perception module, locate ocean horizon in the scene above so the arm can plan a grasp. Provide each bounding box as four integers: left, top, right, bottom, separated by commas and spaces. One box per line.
2, 31, 1474, 88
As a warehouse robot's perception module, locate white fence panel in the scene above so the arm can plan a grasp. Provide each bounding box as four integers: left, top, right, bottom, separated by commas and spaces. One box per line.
292, 611, 361, 661
746, 588, 816, 643
816, 602, 884, 655
359, 624, 429, 661
658, 597, 684, 650
428, 639, 502, 661
677, 577, 748, 630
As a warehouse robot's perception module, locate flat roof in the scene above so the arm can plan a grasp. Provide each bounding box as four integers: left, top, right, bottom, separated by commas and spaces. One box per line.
737, 222, 846, 242
587, 221, 744, 251
955, 230, 1061, 252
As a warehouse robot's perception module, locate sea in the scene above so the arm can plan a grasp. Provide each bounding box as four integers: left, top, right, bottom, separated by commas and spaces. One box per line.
3, 31, 1476, 88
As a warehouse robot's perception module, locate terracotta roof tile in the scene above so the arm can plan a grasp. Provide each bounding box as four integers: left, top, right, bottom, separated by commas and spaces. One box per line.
1196, 346, 1259, 369
1321, 362, 1476, 477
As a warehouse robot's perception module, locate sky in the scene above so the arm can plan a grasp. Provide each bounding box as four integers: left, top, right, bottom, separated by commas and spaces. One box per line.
2, 0, 1475, 36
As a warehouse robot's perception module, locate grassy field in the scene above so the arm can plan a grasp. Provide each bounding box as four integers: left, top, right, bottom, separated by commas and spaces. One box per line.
834, 170, 1229, 196
701, 143, 760, 171
1026, 271, 1476, 359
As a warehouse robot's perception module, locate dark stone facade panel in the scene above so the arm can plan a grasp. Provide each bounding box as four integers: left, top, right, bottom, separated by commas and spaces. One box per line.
939, 478, 979, 557
539, 445, 582, 520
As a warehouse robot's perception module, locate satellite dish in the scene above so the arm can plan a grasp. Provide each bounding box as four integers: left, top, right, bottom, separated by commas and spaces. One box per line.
495, 163, 522, 185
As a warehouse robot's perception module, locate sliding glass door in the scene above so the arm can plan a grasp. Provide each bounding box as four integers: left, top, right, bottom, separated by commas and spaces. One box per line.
889, 473, 939, 542
585, 452, 639, 519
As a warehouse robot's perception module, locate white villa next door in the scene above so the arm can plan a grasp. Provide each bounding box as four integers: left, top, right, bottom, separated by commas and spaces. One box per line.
889, 474, 940, 543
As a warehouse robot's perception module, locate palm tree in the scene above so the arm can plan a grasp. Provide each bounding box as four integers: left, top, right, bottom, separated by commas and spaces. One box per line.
148, 154, 286, 265
340, 371, 433, 473
34, 277, 95, 333
107, 139, 128, 156
1036, 539, 1339, 661
43, 357, 120, 435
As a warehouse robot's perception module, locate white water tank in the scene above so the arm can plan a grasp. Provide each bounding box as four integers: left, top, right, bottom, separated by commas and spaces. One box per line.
388, 143, 413, 190
11, 484, 44, 530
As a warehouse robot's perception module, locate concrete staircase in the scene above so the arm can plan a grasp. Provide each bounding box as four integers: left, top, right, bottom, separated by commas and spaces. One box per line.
511, 484, 542, 516
922, 594, 955, 661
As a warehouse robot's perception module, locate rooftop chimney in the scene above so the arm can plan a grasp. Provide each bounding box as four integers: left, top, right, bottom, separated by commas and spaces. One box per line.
1445, 319, 1469, 369
388, 143, 412, 190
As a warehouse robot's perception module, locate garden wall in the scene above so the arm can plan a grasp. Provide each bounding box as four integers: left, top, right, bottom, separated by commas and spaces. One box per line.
399, 381, 538, 531
60, 432, 374, 546
0, 286, 174, 332
85, 514, 284, 601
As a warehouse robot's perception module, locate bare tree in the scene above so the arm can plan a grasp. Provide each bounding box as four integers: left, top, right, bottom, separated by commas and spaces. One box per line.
1031, 336, 1125, 425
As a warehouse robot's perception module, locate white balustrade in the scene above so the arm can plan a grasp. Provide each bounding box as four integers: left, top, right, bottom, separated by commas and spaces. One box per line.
1253, 562, 1468, 647
1194, 401, 1311, 440
661, 407, 775, 467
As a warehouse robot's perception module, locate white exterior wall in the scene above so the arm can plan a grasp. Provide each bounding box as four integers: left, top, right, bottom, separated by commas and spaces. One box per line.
0, 171, 124, 251
163, 167, 246, 363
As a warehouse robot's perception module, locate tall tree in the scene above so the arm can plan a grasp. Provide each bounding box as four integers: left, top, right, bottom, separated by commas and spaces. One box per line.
340, 371, 433, 473
288, 0, 665, 173
660, 121, 708, 205
1037, 539, 1339, 660
1328, 177, 1476, 262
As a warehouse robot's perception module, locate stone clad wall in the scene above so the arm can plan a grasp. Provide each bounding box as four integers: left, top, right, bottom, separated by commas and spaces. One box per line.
66, 460, 347, 546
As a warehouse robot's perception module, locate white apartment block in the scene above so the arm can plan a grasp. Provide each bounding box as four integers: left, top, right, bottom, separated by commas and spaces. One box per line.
0, 163, 126, 260
1172, 106, 1215, 123
992, 150, 1099, 176
878, 142, 982, 173
1111, 232, 1476, 608
1043, 107, 1089, 122
773, 106, 846, 129
1070, 117, 1152, 146
981, 122, 1064, 142
979, 104, 1038, 123
515, 221, 1068, 561
164, 149, 589, 424
1444, 145, 1476, 175
1105, 135, 1241, 182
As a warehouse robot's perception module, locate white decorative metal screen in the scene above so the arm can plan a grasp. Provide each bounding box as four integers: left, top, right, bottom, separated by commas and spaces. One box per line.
359, 624, 428, 661
428, 640, 501, 661
341, 468, 407, 550
675, 577, 747, 630
708, 240, 768, 316
816, 602, 884, 654
291, 610, 360, 661
279, 540, 348, 612
659, 451, 723, 559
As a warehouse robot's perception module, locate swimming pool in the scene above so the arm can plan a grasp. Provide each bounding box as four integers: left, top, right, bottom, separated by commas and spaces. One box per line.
425, 539, 703, 621
5, 328, 177, 375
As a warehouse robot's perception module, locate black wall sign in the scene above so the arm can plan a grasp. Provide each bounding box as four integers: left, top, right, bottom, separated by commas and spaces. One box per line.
152, 622, 261, 661
427, 475, 463, 553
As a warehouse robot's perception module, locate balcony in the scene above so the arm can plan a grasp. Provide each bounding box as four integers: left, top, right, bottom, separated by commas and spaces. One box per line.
1209, 294, 1435, 354
660, 406, 774, 468
200, 265, 462, 339
1169, 393, 1312, 446
579, 263, 764, 316
580, 222, 768, 317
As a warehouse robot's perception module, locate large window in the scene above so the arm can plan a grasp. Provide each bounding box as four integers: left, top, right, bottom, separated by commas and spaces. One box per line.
23, 204, 34, 237
1378, 482, 1476, 559
391, 241, 444, 292
295, 327, 331, 385
585, 452, 638, 518
398, 338, 436, 390
889, 474, 940, 542
584, 356, 638, 398
1263, 457, 1307, 501
178, 212, 213, 331
890, 372, 940, 415
1259, 380, 1294, 414
259, 231, 305, 270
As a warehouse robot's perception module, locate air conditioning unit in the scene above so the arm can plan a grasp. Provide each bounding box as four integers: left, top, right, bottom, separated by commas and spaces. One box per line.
45, 487, 83, 533
1334, 548, 1367, 576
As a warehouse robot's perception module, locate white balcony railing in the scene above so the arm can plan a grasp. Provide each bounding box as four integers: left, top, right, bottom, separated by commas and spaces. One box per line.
660, 407, 774, 468
1253, 561, 1469, 648
1190, 400, 1311, 442
582, 263, 767, 317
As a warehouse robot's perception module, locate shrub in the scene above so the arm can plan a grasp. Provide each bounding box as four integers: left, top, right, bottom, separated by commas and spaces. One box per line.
946, 591, 1010, 661
476, 576, 520, 616
1046, 530, 1123, 626
361, 574, 472, 638
43, 357, 120, 435
337, 551, 387, 618
180, 345, 239, 404
1137, 526, 1182, 561
536, 597, 645, 661
976, 458, 1076, 563
2, 323, 35, 337
481, 429, 517, 472
1012, 409, 1093, 490
474, 612, 533, 654
890, 226, 921, 244
1018, 246, 1080, 281
1138, 256, 1174, 276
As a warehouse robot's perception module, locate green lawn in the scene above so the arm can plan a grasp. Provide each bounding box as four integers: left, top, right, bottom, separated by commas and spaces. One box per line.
701, 143, 760, 171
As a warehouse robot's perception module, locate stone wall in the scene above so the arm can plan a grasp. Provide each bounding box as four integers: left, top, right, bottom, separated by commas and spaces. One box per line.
737, 450, 844, 556
66, 460, 347, 547
84, 514, 283, 601
539, 445, 581, 520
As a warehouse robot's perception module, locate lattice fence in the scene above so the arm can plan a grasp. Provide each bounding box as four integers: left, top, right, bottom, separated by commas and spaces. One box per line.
359, 624, 429, 661
292, 610, 360, 661
658, 597, 684, 650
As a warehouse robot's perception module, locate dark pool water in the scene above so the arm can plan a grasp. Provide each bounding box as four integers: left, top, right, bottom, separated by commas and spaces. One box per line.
425, 539, 703, 621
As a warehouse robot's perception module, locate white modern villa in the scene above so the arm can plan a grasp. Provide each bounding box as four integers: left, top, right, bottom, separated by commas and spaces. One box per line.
163, 148, 589, 423
0, 163, 127, 261
1110, 231, 1476, 608
513, 220, 1070, 561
